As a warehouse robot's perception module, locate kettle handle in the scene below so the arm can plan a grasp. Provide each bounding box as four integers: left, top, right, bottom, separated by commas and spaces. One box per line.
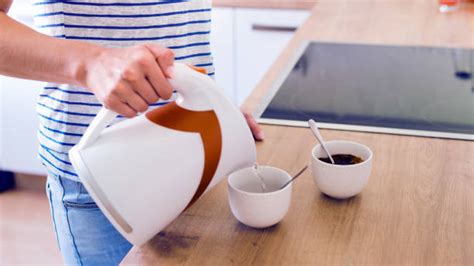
76, 63, 212, 150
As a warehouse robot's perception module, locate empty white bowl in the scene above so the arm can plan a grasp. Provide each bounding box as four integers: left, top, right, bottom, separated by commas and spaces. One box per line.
227, 166, 292, 228
311, 140, 373, 199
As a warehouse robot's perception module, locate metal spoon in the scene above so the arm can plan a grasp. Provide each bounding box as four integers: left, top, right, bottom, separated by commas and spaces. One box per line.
253, 164, 267, 192
280, 165, 308, 190
308, 119, 335, 164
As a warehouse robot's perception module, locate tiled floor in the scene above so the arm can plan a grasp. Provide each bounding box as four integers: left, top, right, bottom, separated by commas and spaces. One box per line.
0, 175, 63, 265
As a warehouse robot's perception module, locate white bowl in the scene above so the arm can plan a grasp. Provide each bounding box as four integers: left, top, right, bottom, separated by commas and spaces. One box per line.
311, 140, 373, 199
227, 166, 292, 228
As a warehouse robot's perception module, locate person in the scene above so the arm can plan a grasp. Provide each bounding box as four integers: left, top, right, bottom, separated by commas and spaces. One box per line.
0, 0, 264, 264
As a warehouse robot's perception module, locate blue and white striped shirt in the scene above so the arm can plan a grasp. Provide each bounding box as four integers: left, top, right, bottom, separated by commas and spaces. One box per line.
33, 0, 214, 181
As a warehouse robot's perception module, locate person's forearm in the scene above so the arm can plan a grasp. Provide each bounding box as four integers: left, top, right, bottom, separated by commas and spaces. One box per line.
0, 11, 103, 86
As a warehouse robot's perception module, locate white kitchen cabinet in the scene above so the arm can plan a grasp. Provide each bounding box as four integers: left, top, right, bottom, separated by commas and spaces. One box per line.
0, 76, 45, 175
235, 8, 310, 104
210, 7, 310, 105
210, 7, 236, 103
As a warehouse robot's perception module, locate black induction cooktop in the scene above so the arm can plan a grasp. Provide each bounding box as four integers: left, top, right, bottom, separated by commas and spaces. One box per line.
257, 42, 474, 140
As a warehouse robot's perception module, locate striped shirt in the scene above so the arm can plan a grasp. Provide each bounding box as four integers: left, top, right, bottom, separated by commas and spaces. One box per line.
33, 0, 214, 181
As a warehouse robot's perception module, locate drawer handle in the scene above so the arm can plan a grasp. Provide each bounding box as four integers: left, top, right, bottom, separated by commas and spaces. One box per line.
251, 24, 297, 33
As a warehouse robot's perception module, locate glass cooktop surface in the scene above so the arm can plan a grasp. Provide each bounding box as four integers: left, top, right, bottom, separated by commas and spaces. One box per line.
258, 42, 474, 140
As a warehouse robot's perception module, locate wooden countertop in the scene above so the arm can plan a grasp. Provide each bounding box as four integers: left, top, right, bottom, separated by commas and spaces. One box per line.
212, 0, 316, 10
123, 1, 474, 265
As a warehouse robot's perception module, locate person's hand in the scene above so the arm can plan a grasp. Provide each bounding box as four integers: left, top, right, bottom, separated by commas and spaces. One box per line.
242, 111, 264, 141
81, 44, 174, 118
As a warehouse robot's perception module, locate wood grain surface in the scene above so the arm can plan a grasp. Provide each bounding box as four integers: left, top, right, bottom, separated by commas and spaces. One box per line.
123, 1, 474, 265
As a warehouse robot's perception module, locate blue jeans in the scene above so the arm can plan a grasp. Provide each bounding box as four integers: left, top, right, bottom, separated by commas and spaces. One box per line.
46, 175, 132, 265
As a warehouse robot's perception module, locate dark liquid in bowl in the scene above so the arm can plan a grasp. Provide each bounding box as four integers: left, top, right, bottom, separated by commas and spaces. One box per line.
319, 154, 364, 165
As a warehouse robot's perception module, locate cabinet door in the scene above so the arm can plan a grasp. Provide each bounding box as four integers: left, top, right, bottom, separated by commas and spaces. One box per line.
210, 7, 236, 103
235, 8, 309, 105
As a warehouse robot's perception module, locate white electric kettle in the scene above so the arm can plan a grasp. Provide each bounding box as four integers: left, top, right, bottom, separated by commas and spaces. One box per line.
69, 63, 256, 246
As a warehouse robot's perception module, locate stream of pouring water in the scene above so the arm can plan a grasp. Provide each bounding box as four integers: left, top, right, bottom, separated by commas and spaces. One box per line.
253, 164, 267, 193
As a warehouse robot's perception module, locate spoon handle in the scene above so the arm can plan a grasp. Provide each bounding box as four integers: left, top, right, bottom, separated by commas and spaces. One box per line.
308, 119, 335, 164
280, 165, 308, 189
253, 164, 267, 192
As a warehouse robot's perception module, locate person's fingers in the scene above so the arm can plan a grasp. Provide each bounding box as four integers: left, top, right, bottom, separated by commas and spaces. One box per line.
138, 46, 173, 100
115, 84, 149, 113
103, 96, 136, 118
243, 112, 264, 141
144, 45, 174, 99
143, 60, 173, 100
145, 44, 175, 78
130, 77, 159, 104
120, 45, 172, 101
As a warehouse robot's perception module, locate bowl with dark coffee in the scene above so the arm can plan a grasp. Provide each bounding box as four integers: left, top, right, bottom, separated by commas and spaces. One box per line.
311, 140, 373, 199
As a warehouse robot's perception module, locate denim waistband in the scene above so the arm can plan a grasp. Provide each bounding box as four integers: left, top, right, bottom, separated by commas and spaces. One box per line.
47, 174, 95, 206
